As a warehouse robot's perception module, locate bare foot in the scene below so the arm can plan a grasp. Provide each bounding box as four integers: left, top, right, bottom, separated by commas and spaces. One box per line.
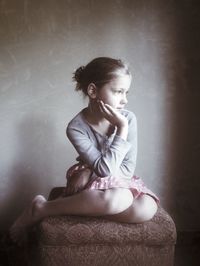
9, 195, 47, 245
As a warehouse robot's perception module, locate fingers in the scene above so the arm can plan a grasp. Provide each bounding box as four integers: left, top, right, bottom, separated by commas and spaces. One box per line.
65, 168, 92, 196
98, 100, 117, 114
104, 103, 117, 115
65, 180, 77, 196
98, 100, 113, 117
98, 100, 108, 113
65, 185, 73, 196
97, 100, 128, 127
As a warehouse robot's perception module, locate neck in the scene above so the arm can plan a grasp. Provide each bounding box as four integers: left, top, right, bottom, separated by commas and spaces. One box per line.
85, 101, 108, 126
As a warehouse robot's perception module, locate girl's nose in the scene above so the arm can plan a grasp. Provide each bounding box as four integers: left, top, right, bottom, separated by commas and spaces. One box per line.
121, 94, 128, 105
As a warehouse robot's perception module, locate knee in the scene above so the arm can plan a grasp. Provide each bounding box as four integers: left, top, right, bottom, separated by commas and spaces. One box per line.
103, 189, 134, 215
134, 195, 158, 223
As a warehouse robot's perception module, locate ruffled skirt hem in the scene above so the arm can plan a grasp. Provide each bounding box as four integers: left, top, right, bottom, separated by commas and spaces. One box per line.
65, 163, 159, 202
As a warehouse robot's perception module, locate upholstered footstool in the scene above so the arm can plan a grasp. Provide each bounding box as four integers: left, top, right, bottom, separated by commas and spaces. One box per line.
36, 187, 176, 266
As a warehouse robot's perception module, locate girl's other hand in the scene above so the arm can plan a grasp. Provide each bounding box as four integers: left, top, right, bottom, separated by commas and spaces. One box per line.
65, 168, 92, 196
98, 100, 128, 128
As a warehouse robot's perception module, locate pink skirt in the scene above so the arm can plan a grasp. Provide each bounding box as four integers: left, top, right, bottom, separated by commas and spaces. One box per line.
65, 163, 159, 202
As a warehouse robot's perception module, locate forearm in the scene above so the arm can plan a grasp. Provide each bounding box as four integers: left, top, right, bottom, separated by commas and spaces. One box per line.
93, 136, 131, 177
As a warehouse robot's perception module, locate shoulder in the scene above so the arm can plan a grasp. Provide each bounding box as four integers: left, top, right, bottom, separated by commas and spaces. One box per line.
66, 108, 88, 135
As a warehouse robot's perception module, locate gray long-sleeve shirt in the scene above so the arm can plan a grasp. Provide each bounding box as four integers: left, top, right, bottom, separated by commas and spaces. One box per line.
66, 108, 137, 179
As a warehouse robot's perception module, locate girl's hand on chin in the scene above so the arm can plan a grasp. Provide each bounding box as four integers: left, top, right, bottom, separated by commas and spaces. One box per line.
98, 100, 128, 127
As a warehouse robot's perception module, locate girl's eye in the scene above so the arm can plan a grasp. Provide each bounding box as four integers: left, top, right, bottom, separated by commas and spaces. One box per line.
115, 90, 123, 94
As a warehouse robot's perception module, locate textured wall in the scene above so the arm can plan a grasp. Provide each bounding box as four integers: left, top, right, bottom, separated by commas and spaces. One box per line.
0, 0, 199, 231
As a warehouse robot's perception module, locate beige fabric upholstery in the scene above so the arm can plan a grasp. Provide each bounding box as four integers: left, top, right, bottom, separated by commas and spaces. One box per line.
36, 187, 176, 266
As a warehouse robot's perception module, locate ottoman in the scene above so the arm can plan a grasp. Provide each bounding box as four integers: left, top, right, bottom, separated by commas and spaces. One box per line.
36, 187, 176, 266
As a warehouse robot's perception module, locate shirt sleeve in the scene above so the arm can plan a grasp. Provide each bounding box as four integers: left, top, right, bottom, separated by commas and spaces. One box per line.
66, 112, 137, 178
116, 112, 137, 178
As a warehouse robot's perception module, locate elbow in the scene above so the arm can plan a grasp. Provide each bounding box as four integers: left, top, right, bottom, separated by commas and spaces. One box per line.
93, 159, 113, 177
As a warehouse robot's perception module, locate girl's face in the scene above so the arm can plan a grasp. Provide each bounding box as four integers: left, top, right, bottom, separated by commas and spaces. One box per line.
96, 74, 131, 109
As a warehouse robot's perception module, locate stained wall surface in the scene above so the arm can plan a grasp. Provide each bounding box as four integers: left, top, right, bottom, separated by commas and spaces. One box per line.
0, 0, 199, 231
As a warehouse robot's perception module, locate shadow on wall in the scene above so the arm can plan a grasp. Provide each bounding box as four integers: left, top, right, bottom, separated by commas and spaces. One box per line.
1, 113, 60, 229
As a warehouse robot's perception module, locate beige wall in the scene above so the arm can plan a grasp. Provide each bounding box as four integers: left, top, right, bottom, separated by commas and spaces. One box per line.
0, 0, 199, 231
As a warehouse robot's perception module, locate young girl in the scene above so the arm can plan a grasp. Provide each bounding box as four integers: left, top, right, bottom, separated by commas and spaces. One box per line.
10, 57, 159, 245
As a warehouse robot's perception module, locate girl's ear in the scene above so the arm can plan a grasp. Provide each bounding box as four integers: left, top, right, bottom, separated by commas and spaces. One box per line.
87, 83, 97, 99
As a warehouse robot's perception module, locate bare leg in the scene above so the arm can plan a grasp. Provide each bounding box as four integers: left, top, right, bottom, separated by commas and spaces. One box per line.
105, 194, 158, 223
41, 188, 133, 216
10, 188, 133, 244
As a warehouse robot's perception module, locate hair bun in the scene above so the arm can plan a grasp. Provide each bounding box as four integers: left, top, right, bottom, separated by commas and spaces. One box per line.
74, 66, 85, 83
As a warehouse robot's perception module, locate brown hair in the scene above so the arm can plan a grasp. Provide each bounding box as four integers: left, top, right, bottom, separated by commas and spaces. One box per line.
73, 57, 131, 96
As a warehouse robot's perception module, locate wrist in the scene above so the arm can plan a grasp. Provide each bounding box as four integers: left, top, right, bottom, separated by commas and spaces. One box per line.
116, 123, 128, 140
116, 120, 128, 129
